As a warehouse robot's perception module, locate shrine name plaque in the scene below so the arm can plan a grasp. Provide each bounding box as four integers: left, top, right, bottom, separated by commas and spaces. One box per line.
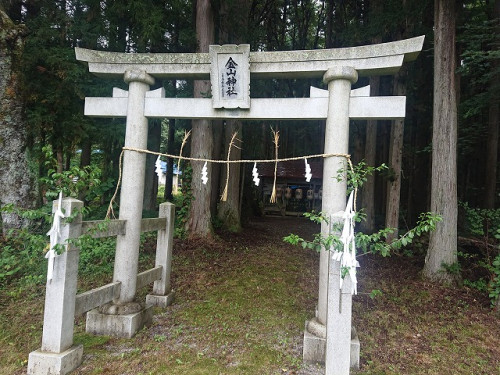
209, 44, 250, 109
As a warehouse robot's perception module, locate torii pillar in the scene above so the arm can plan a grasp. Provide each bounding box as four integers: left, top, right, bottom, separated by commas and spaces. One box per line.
86, 70, 155, 337
303, 67, 360, 371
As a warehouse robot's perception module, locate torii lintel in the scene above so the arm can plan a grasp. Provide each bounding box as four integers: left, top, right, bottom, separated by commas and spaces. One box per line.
75, 36, 424, 79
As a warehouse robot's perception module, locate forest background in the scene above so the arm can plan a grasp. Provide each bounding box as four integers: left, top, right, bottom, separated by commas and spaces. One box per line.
0, 0, 499, 306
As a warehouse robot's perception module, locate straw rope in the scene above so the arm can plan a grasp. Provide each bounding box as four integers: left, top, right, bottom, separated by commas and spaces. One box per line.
106, 142, 355, 219
221, 132, 241, 202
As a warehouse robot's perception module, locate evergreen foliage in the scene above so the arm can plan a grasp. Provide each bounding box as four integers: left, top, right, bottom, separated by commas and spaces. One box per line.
0, 0, 497, 300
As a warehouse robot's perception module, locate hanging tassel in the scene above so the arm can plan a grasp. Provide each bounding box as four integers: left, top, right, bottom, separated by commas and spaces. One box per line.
177, 129, 191, 172
221, 132, 240, 202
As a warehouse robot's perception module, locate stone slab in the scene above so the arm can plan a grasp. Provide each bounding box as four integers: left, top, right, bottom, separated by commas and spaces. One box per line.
27, 345, 83, 375
85, 305, 153, 338
303, 321, 361, 368
303, 323, 326, 364
146, 291, 175, 308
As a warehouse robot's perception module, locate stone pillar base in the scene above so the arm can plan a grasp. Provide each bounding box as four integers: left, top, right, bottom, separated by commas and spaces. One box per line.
146, 290, 175, 308
302, 319, 360, 368
27, 345, 83, 375
303, 323, 326, 363
86, 305, 153, 338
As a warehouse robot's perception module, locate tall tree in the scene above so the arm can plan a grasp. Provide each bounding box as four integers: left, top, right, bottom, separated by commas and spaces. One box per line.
423, 0, 459, 283
0, 9, 37, 234
359, 0, 383, 233
385, 69, 406, 242
385, 0, 411, 242
215, 0, 251, 231
360, 74, 380, 233
484, 0, 499, 209
187, 0, 215, 238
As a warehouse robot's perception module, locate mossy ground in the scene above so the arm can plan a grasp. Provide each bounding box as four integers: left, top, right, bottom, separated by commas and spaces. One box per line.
1, 216, 499, 374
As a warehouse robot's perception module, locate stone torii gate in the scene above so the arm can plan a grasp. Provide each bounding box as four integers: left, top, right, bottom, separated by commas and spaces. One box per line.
73, 37, 423, 374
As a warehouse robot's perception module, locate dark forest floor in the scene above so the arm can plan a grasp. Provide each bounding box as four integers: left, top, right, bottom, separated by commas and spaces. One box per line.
1, 216, 499, 374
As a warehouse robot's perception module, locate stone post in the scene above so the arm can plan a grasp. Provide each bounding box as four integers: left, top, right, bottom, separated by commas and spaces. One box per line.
113, 70, 154, 304
28, 198, 84, 375
146, 202, 175, 307
326, 255, 354, 374
303, 66, 358, 364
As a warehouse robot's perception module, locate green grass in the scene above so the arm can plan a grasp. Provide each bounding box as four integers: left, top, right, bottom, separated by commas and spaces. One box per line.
1, 217, 499, 374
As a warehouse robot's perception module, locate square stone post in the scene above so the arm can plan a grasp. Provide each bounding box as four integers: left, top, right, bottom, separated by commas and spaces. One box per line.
146, 202, 175, 307
28, 198, 84, 375
86, 70, 155, 338
326, 255, 354, 374
303, 67, 358, 369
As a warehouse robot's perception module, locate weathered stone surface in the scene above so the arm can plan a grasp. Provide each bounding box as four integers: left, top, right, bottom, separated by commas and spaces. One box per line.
28, 346, 83, 375
303, 321, 360, 369
75, 36, 424, 79
146, 291, 175, 308
41, 199, 82, 354
113, 70, 154, 304
85, 96, 406, 120
74, 281, 121, 316
136, 266, 162, 289
210, 44, 250, 109
86, 306, 153, 338
98, 301, 143, 315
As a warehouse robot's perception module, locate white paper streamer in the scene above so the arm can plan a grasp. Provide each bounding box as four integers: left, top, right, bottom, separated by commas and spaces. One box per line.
45, 192, 65, 282
331, 192, 359, 295
201, 161, 208, 185
252, 162, 260, 186
154, 156, 163, 178
305, 159, 312, 182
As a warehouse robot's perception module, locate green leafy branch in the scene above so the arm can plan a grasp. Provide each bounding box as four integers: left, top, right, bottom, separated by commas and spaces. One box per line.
284, 211, 441, 258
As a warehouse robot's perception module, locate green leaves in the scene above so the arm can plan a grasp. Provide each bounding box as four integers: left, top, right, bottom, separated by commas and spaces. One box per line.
336, 161, 389, 193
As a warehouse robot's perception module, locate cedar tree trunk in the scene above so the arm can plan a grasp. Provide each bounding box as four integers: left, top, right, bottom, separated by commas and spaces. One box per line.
423, 0, 459, 283
187, 0, 215, 238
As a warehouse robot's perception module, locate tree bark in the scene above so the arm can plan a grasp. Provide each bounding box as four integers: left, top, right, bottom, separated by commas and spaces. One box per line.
360, 75, 380, 233
423, 0, 459, 283
143, 119, 161, 211
0, 10, 36, 235
385, 71, 406, 242
187, 0, 215, 238
210, 119, 223, 215
484, 1, 499, 209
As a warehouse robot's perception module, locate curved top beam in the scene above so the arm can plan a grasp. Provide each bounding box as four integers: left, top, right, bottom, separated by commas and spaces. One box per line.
75, 35, 424, 79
